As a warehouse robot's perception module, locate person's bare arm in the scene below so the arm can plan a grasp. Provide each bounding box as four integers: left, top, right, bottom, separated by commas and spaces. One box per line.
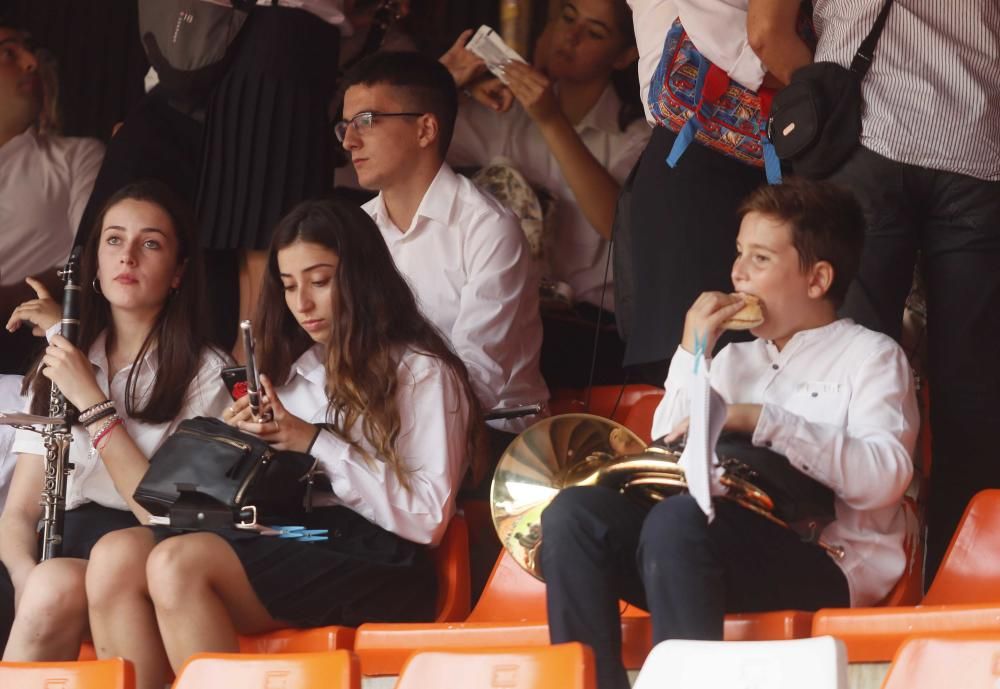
501, 61, 620, 240
747, 0, 813, 86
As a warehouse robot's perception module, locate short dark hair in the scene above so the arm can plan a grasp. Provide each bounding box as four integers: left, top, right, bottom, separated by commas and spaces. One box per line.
341, 51, 458, 158
738, 178, 866, 307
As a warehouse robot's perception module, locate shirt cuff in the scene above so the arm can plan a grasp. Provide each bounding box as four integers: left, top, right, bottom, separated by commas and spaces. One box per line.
752, 403, 822, 482
310, 429, 363, 508
728, 43, 768, 92
45, 322, 61, 343
663, 346, 708, 390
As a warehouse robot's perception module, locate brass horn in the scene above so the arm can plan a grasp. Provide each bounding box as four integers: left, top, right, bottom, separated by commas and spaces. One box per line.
490, 413, 846, 580
490, 414, 687, 580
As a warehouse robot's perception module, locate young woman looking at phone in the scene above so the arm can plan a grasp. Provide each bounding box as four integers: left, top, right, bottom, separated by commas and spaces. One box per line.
85, 198, 482, 689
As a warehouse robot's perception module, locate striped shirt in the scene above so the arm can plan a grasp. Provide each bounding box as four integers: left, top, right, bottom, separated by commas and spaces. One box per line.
813, 0, 1000, 181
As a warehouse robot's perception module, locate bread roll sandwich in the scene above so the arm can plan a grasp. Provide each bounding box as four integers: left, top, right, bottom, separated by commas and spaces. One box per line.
722, 294, 764, 330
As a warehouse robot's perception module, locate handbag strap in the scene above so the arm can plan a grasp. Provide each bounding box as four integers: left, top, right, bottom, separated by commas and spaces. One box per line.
849, 0, 896, 78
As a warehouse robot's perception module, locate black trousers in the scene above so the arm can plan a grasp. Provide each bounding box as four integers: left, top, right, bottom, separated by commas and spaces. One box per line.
540, 488, 849, 689
830, 147, 1000, 581
618, 126, 762, 369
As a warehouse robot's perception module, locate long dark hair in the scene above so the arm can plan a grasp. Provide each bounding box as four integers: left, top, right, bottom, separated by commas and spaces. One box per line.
256, 198, 483, 488
26, 180, 213, 421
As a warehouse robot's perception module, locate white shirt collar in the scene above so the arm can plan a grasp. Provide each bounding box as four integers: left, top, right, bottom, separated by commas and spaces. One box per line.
291, 343, 327, 387
371, 163, 460, 235
576, 84, 622, 136
765, 318, 854, 357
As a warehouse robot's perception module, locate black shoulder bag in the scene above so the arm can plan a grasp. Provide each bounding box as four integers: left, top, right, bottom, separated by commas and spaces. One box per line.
767, 0, 895, 179
134, 416, 318, 530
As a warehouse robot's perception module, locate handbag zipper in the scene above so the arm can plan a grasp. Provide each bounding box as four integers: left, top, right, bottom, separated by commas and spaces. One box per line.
175, 426, 254, 452
234, 448, 273, 505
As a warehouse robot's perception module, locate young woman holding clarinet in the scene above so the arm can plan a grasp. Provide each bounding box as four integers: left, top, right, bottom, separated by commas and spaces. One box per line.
0, 180, 231, 661
85, 198, 482, 689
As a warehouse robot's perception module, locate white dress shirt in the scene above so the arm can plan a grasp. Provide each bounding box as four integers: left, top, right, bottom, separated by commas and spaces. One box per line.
813, 0, 1000, 181
279, 344, 471, 546
629, 0, 767, 125
11, 334, 232, 511
0, 129, 104, 286
652, 319, 918, 606
363, 164, 548, 431
449, 86, 650, 310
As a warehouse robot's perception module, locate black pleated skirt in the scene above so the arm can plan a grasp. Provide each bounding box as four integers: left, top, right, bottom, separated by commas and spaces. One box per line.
196, 6, 340, 250
156, 506, 437, 628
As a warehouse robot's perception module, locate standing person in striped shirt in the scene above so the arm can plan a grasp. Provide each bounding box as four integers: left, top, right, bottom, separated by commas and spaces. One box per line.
815, 0, 1000, 581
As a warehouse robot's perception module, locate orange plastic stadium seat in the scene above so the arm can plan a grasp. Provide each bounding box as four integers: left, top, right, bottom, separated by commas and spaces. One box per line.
813, 490, 1000, 662
622, 393, 663, 443
0, 658, 135, 689
171, 651, 358, 689
354, 548, 811, 676
394, 643, 596, 689
549, 384, 663, 421
880, 635, 1000, 689
239, 512, 470, 654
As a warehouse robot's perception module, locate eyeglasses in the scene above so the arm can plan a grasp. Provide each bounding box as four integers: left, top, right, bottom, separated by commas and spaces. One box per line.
333, 111, 424, 142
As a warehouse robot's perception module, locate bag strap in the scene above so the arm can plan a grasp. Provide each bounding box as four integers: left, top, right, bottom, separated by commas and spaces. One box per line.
849, 0, 896, 78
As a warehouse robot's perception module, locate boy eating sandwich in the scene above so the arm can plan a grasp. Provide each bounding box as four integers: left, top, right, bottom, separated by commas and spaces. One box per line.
540, 178, 919, 689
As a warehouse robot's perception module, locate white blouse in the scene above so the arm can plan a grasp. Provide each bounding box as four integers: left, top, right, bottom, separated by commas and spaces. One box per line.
12, 332, 232, 511
277, 345, 472, 546
653, 319, 919, 606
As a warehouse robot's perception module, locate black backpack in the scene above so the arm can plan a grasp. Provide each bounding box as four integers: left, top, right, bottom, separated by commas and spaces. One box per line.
136, 0, 252, 109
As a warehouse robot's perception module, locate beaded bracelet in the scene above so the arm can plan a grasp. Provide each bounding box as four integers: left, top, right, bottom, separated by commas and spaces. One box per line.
90, 414, 122, 450
81, 405, 117, 428
95, 418, 124, 451
79, 399, 115, 425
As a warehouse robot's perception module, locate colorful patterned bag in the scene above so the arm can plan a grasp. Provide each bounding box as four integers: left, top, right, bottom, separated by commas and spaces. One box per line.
648, 19, 789, 183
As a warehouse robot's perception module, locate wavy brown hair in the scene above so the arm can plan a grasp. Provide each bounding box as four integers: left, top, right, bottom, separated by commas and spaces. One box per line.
256, 198, 483, 488
26, 180, 214, 420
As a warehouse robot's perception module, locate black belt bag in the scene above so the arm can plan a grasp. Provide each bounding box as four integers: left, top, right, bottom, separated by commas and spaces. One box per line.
768, 0, 895, 179
134, 416, 316, 529
716, 433, 836, 542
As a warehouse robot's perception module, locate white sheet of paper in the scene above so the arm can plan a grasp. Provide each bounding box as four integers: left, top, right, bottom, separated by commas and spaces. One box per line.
677, 354, 728, 522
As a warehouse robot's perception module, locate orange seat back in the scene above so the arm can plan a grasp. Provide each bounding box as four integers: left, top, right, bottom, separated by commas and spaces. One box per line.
434, 513, 472, 622
172, 651, 358, 689
394, 643, 596, 689
923, 490, 1000, 605
549, 385, 663, 422
467, 550, 549, 622
622, 393, 664, 444
0, 658, 135, 689
880, 635, 1000, 689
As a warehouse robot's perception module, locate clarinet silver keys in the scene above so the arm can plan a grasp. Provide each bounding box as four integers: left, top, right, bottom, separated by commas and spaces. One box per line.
39, 246, 82, 561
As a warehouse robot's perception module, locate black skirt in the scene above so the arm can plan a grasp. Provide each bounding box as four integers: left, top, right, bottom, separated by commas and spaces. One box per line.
196, 6, 341, 250
155, 506, 437, 628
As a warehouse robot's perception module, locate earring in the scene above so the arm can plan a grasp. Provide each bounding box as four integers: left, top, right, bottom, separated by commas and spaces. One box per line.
92, 277, 103, 295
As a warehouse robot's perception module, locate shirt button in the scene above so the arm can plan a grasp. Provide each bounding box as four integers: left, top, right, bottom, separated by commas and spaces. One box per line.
771, 364, 779, 370
801, 465, 810, 472
764, 440, 773, 448
811, 392, 818, 397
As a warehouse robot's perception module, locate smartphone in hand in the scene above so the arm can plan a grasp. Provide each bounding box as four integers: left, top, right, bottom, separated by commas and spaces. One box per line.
220, 366, 248, 401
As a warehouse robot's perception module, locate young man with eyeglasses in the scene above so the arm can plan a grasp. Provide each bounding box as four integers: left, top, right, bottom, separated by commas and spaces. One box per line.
338, 51, 549, 454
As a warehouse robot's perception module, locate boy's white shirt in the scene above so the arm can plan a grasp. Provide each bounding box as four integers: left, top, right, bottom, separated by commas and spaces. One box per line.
652, 318, 919, 607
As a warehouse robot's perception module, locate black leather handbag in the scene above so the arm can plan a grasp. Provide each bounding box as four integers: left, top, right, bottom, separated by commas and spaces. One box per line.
768, 0, 894, 179
716, 433, 836, 543
134, 416, 316, 529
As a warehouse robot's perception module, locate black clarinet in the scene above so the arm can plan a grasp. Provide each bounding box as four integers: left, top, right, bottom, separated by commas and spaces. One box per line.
39, 246, 82, 561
